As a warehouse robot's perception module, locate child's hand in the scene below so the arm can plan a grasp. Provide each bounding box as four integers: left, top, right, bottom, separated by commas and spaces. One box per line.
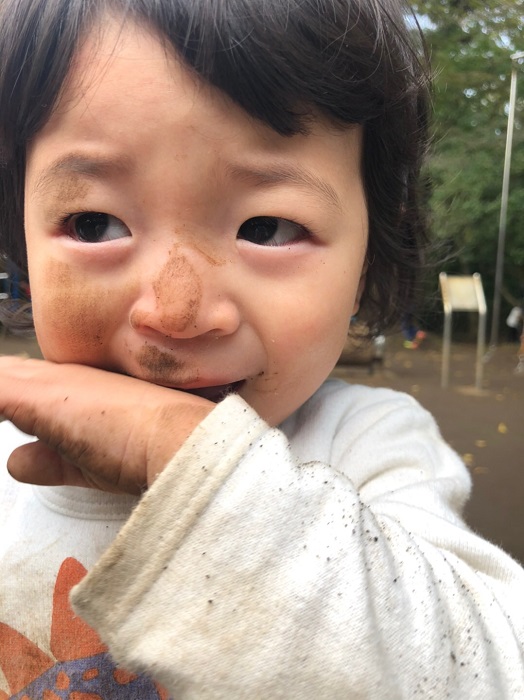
0, 356, 213, 494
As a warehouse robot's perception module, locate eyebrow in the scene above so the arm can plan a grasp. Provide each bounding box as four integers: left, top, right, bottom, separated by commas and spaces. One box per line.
31, 153, 133, 197
226, 162, 343, 212
31, 152, 343, 212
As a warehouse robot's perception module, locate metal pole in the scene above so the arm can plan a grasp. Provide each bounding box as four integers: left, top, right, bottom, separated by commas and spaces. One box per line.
441, 309, 451, 388
476, 310, 486, 390
489, 51, 524, 352
440, 273, 451, 388
473, 273, 487, 391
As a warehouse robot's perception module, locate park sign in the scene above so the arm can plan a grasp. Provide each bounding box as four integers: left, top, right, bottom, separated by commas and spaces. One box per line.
439, 273, 487, 391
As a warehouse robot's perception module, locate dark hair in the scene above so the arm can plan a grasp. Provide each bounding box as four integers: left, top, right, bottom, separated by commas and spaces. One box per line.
0, 0, 430, 330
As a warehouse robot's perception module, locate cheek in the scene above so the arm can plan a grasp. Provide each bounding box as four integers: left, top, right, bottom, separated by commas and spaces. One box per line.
271, 270, 359, 359
253, 264, 362, 421
32, 259, 123, 363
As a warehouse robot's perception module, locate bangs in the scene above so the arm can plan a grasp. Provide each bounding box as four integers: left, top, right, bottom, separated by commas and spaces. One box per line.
0, 0, 427, 149
131, 0, 423, 135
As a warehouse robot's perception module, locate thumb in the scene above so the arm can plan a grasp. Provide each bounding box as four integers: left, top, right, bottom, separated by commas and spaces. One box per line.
7, 440, 116, 491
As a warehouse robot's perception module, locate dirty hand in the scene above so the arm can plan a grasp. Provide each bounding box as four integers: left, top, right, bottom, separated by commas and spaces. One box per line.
0, 356, 213, 494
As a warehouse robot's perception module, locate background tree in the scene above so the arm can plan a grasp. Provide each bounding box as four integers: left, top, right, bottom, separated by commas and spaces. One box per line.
412, 0, 524, 333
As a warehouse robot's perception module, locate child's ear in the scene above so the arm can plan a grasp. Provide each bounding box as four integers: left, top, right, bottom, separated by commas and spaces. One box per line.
351, 261, 368, 316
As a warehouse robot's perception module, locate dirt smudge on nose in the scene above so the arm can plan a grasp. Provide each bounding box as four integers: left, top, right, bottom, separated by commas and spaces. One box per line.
153, 246, 202, 333
190, 242, 225, 267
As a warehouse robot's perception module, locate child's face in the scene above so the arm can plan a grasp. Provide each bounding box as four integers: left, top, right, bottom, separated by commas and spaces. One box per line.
24, 17, 368, 426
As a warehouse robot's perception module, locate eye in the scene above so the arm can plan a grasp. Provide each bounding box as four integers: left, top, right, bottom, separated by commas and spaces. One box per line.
237, 216, 309, 246
66, 212, 131, 243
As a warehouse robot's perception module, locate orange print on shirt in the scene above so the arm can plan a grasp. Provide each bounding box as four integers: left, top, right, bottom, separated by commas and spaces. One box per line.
0, 558, 170, 700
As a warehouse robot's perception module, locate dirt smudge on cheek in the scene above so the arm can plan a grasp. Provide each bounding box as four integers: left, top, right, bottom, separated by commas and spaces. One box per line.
38, 259, 113, 358
152, 246, 202, 333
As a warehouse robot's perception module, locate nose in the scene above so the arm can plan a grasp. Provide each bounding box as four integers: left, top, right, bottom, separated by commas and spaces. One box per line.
129, 244, 241, 339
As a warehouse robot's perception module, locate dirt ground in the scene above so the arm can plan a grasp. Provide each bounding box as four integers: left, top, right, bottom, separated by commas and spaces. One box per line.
1, 330, 523, 564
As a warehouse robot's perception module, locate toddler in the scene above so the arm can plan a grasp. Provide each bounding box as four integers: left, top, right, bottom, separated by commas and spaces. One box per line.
0, 0, 523, 697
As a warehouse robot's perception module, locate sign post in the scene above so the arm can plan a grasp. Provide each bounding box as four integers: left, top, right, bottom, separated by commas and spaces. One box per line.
439, 273, 487, 390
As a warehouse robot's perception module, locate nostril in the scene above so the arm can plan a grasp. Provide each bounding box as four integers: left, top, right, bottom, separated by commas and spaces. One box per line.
129, 308, 147, 331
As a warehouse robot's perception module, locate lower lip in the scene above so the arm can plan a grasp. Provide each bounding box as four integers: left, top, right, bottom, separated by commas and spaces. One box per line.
184, 380, 244, 403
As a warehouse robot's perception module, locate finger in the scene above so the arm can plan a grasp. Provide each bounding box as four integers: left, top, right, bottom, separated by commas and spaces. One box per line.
0, 357, 148, 487
0, 355, 213, 492
0, 356, 70, 434
7, 440, 134, 493
7, 441, 92, 488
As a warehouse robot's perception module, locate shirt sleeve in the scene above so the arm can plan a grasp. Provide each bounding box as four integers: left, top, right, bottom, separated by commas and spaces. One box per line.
71, 389, 524, 699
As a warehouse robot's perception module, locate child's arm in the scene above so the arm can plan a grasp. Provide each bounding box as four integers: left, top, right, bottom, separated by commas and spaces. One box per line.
70, 383, 523, 699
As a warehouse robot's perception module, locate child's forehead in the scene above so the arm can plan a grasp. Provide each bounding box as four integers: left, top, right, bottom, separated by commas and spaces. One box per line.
58, 5, 363, 137
40, 15, 361, 165
57, 17, 265, 137
64, 15, 176, 95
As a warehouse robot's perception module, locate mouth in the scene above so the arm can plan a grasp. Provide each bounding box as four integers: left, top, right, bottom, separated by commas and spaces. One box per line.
181, 380, 244, 403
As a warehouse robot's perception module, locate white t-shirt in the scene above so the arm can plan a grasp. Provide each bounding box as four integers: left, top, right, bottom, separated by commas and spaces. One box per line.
1, 380, 523, 698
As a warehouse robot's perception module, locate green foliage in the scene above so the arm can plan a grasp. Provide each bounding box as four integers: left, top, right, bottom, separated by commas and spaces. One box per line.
414, 0, 524, 325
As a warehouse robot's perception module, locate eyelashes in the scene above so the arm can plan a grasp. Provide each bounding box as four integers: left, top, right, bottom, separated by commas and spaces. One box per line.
237, 217, 310, 246
58, 212, 131, 243
55, 212, 313, 247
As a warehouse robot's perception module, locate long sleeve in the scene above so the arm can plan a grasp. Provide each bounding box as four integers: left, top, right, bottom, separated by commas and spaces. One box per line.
71, 381, 524, 699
